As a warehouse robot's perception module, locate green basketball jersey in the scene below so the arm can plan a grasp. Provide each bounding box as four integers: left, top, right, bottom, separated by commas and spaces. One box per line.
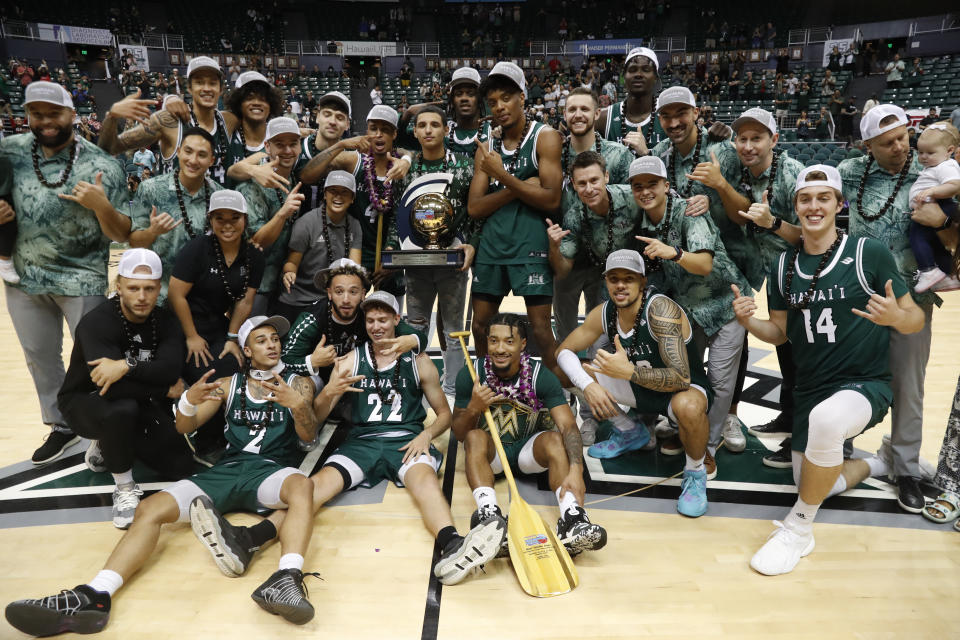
767, 235, 909, 395
349, 344, 426, 437
601, 100, 666, 148
222, 372, 301, 466
225, 129, 265, 187
475, 121, 551, 265
453, 357, 567, 446
601, 293, 713, 408
347, 154, 398, 274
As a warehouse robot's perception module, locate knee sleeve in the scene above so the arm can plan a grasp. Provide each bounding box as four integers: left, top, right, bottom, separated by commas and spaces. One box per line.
804, 390, 872, 467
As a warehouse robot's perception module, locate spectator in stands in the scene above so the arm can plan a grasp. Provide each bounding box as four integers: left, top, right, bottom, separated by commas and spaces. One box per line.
743, 71, 756, 101
814, 106, 833, 139
797, 80, 811, 113
919, 107, 939, 130
863, 93, 879, 115
843, 45, 857, 72
829, 90, 844, 123
951, 106, 960, 131
785, 71, 799, 95
796, 110, 812, 140
828, 46, 842, 72
906, 57, 925, 86
885, 53, 905, 88
706, 74, 720, 103
133, 146, 156, 178
228, 64, 241, 84
765, 22, 777, 48
728, 70, 741, 100
907, 127, 918, 150
821, 69, 836, 96
839, 97, 858, 143
774, 89, 790, 130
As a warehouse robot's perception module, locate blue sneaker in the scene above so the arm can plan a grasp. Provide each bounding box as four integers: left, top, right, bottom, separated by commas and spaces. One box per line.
677, 469, 708, 517
587, 425, 650, 459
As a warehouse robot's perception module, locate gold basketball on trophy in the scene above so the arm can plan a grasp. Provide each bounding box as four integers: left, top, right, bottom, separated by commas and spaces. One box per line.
411, 192, 454, 250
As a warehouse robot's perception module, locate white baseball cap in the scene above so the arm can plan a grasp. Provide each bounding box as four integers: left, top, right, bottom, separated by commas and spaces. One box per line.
318, 91, 351, 118
187, 56, 221, 78
628, 155, 667, 180
625, 47, 660, 72
860, 104, 908, 140
238, 315, 290, 348
208, 189, 247, 214
235, 70, 272, 89
732, 107, 777, 135
794, 164, 843, 193
486, 61, 526, 97
367, 104, 399, 128
450, 67, 481, 88
265, 116, 301, 141
314, 257, 370, 290
603, 249, 646, 276
117, 248, 162, 280
324, 170, 357, 193
360, 290, 400, 315
656, 86, 697, 111
24, 81, 74, 109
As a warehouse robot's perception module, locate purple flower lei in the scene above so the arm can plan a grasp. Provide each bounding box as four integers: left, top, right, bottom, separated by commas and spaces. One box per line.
483, 352, 543, 411
362, 152, 398, 216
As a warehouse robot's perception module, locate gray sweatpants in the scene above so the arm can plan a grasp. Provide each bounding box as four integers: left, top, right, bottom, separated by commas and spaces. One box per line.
889, 303, 934, 478
5, 286, 104, 432
405, 267, 469, 396
693, 317, 746, 452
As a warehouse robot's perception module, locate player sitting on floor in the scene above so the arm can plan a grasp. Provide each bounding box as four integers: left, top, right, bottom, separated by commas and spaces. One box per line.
453, 313, 607, 556
556, 249, 715, 518
188, 290, 507, 587
5, 315, 322, 635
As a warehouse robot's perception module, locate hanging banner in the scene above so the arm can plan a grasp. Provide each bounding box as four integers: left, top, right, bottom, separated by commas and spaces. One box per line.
120, 45, 150, 72
821, 38, 855, 67
339, 41, 397, 56
37, 23, 113, 46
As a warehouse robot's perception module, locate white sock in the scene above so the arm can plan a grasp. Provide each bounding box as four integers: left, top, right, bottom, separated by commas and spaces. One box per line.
87, 570, 123, 596
825, 474, 848, 499
784, 497, 819, 533
0, 257, 13, 265
555, 487, 579, 515
112, 470, 134, 487
609, 411, 635, 432
278, 553, 304, 571
472, 486, 498, 511
684, 454, 705, 472
864, 455, 889, 478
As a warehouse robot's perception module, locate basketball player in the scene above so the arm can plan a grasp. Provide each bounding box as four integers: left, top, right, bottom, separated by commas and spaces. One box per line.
5, 316, 322, 634
398, 66, 486, 156
557, 249, 714, 517
224, 71, 285, 172
190, 291, 507, 586
469, 61, 563, 371
454, 313, 607, 555
596, 47, 667, 154
731, 165, 923, 574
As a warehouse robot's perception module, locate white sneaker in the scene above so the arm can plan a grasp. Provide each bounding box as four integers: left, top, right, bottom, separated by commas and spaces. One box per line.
876, 434, 936, 483
932, 275, 960, 292
750, 521, 815, 576
722, 414, 747, 452
914, 268, 946, 293
0, 257, 20, 284
112, 483, 143, 529
653, 415, 675, 438
84, 440, 107, 473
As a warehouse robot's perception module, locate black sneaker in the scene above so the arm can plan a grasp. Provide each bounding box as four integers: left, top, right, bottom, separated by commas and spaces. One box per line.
896, 476, 926, 514
32, 430, 80, 466
747, 415, 792, 438
251, 568, 318, 625
762, 443, 793, 469
469, 506, 508, 558
5, 584, 110, 636
190, 496, 255, 577
433, 514, 506, 585
556, 507, 607, 556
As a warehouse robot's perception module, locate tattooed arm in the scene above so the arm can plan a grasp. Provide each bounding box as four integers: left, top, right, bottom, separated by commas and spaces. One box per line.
100, 108, 180, 156
631, 296, 691, 391
550, 402, 586, 505
289, 376, 320, 443
298, 136, 367, 185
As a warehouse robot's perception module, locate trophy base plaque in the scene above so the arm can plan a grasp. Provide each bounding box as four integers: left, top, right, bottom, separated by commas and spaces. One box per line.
380, 249, 465, 269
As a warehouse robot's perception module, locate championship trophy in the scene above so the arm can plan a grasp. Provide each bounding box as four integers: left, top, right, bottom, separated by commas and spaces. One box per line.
380, 172, 466, 269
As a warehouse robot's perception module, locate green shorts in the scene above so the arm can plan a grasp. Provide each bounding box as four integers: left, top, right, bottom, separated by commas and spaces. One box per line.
324, 432, 443, 489
472, 261, 553, 298
164, 453, 303, 521
491, 431, 549, 476
791, 380, 893, 452
631, 383, 714, 419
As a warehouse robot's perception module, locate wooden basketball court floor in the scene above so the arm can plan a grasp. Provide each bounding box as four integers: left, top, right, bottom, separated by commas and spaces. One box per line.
0, 284, 958, 640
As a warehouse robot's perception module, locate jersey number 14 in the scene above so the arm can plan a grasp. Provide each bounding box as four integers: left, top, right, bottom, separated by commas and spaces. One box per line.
800, 308, 838, 343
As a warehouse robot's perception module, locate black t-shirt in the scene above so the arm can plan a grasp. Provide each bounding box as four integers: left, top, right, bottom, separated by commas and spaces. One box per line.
171, 234, 265, 332
58, 298, 184, 402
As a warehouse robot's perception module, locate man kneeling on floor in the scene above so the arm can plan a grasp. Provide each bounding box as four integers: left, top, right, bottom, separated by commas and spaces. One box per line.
189, 290, 507, 586
5, 315, 321, 635
453, 313, 607, 556
556, 249, 715, 517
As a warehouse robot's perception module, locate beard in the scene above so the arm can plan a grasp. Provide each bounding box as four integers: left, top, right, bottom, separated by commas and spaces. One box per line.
612, 290, 641, 309
31, 122, 73, 149
332, 302, 358, 323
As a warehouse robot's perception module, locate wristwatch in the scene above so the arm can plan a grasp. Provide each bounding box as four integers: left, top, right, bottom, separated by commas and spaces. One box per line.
125, 355, 138, 370
768, 217, 783, 232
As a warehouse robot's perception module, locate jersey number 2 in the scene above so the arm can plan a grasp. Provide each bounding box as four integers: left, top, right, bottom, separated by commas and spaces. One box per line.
801, 308, 837, 343
243, 429, 266, 453
368, 394, 403, 422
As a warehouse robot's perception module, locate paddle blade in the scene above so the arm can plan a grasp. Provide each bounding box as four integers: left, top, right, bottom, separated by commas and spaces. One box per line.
506, 496, 579, 597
